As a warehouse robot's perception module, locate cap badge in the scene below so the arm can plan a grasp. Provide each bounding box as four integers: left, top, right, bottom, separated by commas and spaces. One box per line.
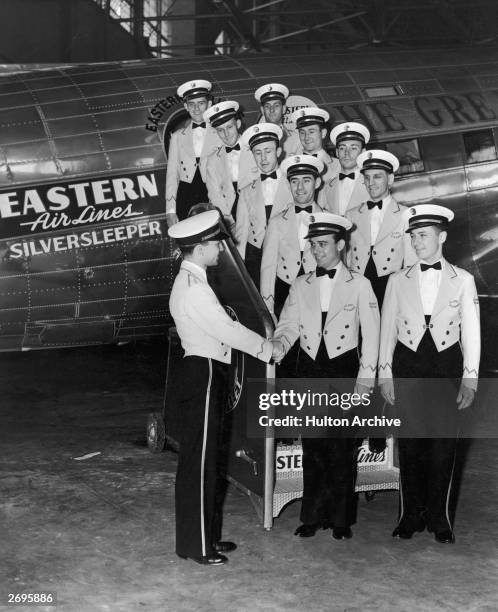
310, 215, 315, 223
300, 110, 305, 117
296, 156, 300, 162
410, 208, 416, 216
268, 85, 273, 91
191, 82, 196, 88
367, 152, 373, 159
345, 124, 350, 131
254, 126, 259, 133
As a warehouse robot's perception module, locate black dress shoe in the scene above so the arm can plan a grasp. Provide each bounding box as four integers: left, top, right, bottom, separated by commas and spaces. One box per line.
214, 541, 237, 553
392, 519, 425, 539
434, 529, 455, 544
294, 524, 318, 537
177, 553, 228, 565
332, 526, 353, 540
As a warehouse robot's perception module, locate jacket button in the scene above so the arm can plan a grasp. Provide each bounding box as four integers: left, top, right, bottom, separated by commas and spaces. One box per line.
446, 330, 450, 335
404, 320, 408, 325
430, 324, 433, 328
382, 267, 387, 271
304, 335, 307, 339
283, 266, 287, 270
373, 250, 377, 255
324, 331, 328, 335
345, 324, 349, 328
391, 248, 395, 252
442, 341, 446, 346
224, 352, 228, 356
340, 335, 345, 339
387, 258, 391, 261
307, 346, 310, 350
337, 346, 341, 350
407, 330, 411, 334
354, 247, 357, 251
449, 321, 453, 325
409, 340, 413, 345
285, 275, 289, 279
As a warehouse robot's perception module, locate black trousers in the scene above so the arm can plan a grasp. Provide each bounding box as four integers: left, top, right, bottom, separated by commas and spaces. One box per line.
176, 165, 209, 221
392, 327, 463, 532
175, 356, 229, 558
297, 344, 359, 528
245, 242, 262, 289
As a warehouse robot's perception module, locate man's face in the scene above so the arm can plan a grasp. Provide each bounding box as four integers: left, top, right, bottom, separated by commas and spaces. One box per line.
410, 226, 445, 263
310, 234, 344, 269
262, 99, 284, 125
215, 118, 240, 147
336, 139, 364, 171
252, 140, 279, 173
363, 168, 392, 201
289, 173, 318, 205
201, 240, 223, 267
185, 96, 211, 123
298, 124, 326, 154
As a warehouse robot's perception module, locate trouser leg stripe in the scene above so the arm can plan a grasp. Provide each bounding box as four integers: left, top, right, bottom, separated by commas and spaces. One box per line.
200, 359, 212, 557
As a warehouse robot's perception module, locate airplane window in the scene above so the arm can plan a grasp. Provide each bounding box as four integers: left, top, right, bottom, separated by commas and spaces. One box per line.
419, 134, 464, 172
364, 86, 401, 98
384, 139, 424, 175
463, 129, 496, 164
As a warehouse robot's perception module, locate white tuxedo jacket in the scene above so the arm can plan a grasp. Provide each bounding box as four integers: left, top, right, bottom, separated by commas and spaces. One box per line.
379, 259, 480, 389
165, 120, 220, 213
346, 196, 417, 277
205, 142, 257, 217
274, 263, 380, 384
234, 173, 292, 259
260, 201, 325, 313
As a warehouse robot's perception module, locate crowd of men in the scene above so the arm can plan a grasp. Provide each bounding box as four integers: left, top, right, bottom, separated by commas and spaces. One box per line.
165, 79, 481, 566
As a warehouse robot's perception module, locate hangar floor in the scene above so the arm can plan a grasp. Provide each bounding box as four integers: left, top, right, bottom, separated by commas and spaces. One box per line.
1, 341, 497, 612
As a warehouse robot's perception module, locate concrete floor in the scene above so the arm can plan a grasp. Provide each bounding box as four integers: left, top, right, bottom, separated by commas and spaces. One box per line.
1, 341, 497, 612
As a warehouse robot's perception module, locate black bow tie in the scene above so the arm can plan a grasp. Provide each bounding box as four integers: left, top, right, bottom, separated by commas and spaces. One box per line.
316, 267, 336, 279
192, 122, 206, 129
295, 205, 312, 214
420, 261, 442, 272
339, 172, 355, 181
367, 200, 383, 210
225, 143, 240, 154
261, 171, 277, 181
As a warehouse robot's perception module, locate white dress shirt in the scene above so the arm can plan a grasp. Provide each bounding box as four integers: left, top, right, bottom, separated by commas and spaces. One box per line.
192, 125, 206, 158
319, 263, 340, 311
338, 167, 358, 216
370, 194, 392, 245
226, 141, 241, 183
261, 167, 282, 210
418, 258, 443, 315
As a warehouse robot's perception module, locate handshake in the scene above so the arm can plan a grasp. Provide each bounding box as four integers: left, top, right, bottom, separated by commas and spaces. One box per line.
270, 339, 285, 364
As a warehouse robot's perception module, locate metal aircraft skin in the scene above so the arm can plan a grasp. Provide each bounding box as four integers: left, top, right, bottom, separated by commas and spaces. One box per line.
1, 47, 497, 367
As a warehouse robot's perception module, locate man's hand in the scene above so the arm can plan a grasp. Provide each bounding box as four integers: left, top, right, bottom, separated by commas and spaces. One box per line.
271, 339, 285, 364
379, 380, 395, 405
354, 381, 373, 397
166, 212, 179, 228
456, 381, 475, 410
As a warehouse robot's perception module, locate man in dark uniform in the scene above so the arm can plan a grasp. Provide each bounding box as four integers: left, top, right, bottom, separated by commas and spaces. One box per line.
166, 79, 219, 226
168, 210, 277, 565
273, 213, 380, 539
379, 204, 480, 544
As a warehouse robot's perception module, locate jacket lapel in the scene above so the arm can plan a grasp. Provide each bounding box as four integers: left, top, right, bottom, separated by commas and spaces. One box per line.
182, 122, 195, 159
403, 264, 425, 319
325, 263, 354, 325
303, 272, 322, 328
431, 259, 459, 319
376, 197, 402, 243
355, 203, 372, 245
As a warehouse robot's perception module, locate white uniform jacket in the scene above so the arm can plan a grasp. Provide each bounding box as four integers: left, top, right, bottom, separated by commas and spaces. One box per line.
165, 120, 220, 213
274, 263, 380, 384
205, 143, 257, 217
260, 201, 325, 313
169, 261, 273, 364
346, 196, 417, 277
234, 173, 292, 259
379, 260, 480, 389
329, 169, 370, 216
